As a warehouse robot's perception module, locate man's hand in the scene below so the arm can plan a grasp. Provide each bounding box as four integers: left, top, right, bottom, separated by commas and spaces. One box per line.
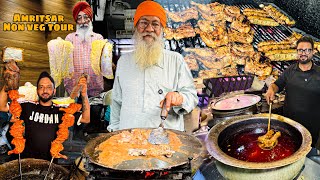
70, 75, 88, 99
78, 76, 88, 97
265, 87, 276, 105
160, 92, 183, 111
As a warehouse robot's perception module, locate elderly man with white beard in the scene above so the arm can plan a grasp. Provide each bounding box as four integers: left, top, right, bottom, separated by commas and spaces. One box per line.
64, 1, 104, 98
108, 1, 198, 132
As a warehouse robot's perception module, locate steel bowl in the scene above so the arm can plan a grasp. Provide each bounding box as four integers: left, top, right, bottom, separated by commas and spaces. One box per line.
206, 113, 312, 180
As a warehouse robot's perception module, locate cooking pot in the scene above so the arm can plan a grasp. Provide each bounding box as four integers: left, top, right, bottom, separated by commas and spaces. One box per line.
0, 158, 69, 180
83, 128, 202, 171
206, 113, 312, 180
208, 94, 261, 127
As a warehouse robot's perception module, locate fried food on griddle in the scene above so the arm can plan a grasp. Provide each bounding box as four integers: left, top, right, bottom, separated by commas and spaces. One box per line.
95, 129, 183, 167
247, 16, 279, 26
230, 20, 251, 33
263, 5, 295, 26
166, 7, 199, 23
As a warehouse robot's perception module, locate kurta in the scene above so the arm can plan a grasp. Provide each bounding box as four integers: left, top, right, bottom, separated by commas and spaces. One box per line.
108, 49, 198, 132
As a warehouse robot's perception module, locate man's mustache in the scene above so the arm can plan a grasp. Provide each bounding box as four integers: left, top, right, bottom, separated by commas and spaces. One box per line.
141, 32, 157, 38
79, 24, 89, 28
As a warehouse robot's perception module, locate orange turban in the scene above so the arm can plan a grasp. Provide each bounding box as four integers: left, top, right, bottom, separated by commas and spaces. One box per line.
134, 0, 167, 28
72, 1, 93, 22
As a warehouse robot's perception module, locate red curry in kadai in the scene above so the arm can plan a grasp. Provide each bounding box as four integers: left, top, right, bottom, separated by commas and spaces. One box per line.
220, 128, 299, 162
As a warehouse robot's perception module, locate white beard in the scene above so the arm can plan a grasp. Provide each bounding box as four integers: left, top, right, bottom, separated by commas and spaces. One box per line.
76, 21, 93, 43
132, 30, 164, 70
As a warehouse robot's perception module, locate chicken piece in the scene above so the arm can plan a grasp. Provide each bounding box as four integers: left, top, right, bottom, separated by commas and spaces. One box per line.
210, 3, 225, 15
59, 103, 82, 114
258, 130, 281, 149
8, 138, 26, 155
166, 7, 199, 23
128, 149, 147, 156
245, 53, 272, 77
230, 20, 251, 33
198, 69, 219, 79
314, 42, 320, 53
224, 6, 243, 22
183, 54, 199, 71
231, 43, 255, 58
198, 30, 229, 48
9, 120, 24, 138
247, 16, 279, 26
220, 67, 238, 77
258, 44, 295, 53
265, 49, 297, 61
228, 29, 254, 44
147, 144, 175, 158
243, 8, 269, 17
174, 23, 196, 40
231, 53, 248, 65
9, 100, 22, 121
197, 20, 214, 33
184, 48, 215, 57
50, 141, 67, 159
263, 5, 295, 26
163, 27, 174, 40
55, 127, 69, 143
61, 114, 75, 127
191, 1, 212, 15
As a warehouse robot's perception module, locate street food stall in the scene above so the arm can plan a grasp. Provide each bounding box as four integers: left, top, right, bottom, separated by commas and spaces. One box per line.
1, 0, 320, 179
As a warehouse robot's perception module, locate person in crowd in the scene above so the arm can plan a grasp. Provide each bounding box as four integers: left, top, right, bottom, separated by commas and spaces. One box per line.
64, 1, 104, 98
65, 1, 108, 133
108, 0, 198, 132
265, 36, 320, 155
0, 65, 90, 160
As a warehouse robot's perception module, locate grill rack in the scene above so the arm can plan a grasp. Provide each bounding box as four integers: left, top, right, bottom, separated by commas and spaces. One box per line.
154, 1, 320, 103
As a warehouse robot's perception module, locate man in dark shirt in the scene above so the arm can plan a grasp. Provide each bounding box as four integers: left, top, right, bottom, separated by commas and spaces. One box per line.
0, 70, 90, 160
265, 36, 320, 153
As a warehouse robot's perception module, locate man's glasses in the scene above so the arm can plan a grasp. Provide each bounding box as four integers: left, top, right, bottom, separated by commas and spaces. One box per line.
297, 48, 313, 54
77, 15, 90, 22
137, 20, 161, 30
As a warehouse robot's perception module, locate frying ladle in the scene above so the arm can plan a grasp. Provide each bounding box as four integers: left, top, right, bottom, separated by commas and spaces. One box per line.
258, 102, 280, 150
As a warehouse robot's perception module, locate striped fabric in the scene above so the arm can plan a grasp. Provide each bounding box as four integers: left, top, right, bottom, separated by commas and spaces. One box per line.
64, 32, 104, 97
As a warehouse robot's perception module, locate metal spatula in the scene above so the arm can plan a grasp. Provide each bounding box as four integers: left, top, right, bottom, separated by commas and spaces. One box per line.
148, 99, 169, 144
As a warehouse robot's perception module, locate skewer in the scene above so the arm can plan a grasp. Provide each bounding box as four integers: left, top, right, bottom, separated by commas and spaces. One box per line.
44, 157, 54, 180
18, 153, 22, 180
267, 102, 272, 132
